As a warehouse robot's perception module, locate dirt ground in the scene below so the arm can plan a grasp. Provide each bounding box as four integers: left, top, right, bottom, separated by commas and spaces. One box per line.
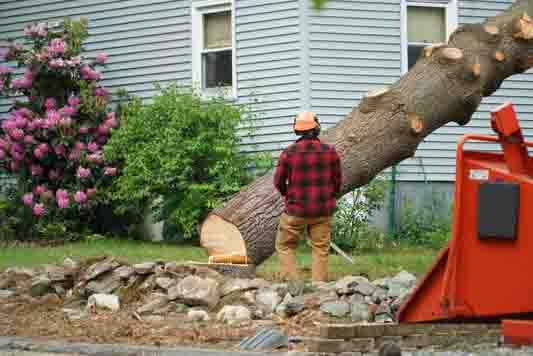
0, 294, 323, 352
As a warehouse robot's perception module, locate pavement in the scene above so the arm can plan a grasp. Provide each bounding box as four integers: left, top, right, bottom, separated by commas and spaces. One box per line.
0, 336, 305, 356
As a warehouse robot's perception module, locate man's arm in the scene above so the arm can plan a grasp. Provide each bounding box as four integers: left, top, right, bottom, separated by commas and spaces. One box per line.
274, 151, 289, 196
333, 151, 342, 195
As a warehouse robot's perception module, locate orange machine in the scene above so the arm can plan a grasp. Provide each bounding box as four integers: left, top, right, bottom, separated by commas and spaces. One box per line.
398, 102, 533, 324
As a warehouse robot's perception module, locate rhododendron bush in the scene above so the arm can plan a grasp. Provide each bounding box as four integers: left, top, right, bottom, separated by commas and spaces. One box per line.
0, 18, 119, 238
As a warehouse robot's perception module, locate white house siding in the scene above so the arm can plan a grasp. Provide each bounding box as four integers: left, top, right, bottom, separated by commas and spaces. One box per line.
235, 0, 303, 154
0, 0, 192, 115
308, 0, 402, 127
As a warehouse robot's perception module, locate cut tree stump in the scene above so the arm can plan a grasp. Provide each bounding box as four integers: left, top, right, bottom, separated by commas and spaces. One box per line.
201, 0, 533, 266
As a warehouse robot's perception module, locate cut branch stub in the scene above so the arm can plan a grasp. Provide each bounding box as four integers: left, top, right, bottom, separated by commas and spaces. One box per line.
439, 48, 464, 64
484, 24, 500, 36
408, 113, 424, 135
424, 43, 447, 57
493, 50, 506, 62
471, 63, 481, 78
513, 12, 533, 40
359, 87, 390, 114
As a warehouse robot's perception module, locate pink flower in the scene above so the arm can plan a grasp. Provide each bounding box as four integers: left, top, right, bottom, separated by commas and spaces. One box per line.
9, 161, 20, 172
94, 87, 110, 97
60, 106, 75, 116
59, 117, 72, 127
23, 135, 34, 144
0, 66, 14, 75
32, 118, 44, 129
0, 149, 5, 160
15, 107, 32, 118
74, 142, 86, 151
95, 52, 108, 64
11, 150, 24, 161
56, 189, 68, 201
34, 185, 46, 195
58, 198, 69, 209
33, 148, 45, 160
68, 96, 80, 107
49, 58, 65, 69
74, 191, 87, 204
2, 119, 16, 131
15, 117, 27, 128
31, 164, 43, 176
78, 126, 89, 134
86, 188, 97, 199
76, 166, 91, 179
54, 144, 65, 156
0, 48, 7, 61
66, 55, 81, 66
105, 113, 118, 128
22, 193, 33, 206
44, 98, 56, 110
104, 167, 117, 176
0, 138, 9, 151
80, 65, 102, 81
37, 143, 49, 153
9, 128, 24, 141
49, 38, 66, 56
87, 142, 99, 153
68, 149, 80, 161
45, 110, 60, 128
97, 124, 110, 135
36, 23, 48, 37
33, 203, 45, 217
87, 152, 103, 164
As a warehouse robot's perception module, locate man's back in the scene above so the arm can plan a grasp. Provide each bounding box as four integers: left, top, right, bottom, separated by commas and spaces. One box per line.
274, 136, 341, 217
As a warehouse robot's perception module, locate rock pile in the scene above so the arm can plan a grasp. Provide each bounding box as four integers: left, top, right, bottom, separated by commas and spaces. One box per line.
0, 257, 417, 325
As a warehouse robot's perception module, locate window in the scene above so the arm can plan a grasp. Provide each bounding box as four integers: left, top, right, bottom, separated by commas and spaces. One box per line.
192, 0, 236, 98
401, 1, 458, 72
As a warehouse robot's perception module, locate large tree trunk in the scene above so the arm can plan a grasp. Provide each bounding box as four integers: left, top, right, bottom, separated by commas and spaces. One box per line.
201, 0, 533, 266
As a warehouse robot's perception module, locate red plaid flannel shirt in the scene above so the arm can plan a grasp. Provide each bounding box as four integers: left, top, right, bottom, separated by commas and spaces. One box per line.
274, 137, 342, 217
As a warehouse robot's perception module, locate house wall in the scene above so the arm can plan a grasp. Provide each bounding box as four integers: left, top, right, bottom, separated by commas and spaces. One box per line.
1, 1, 532, 187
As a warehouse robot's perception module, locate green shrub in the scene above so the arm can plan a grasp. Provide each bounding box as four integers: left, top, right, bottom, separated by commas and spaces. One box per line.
104, 85, 256, 240
396, 189, 452, 249
332, 177, 388, 251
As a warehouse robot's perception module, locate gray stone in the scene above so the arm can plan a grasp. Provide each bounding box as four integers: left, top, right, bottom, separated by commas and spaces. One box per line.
83, 259, 119, 281
87, 293, 120, 312
350, 301, 371, 322
255, 288, 282, 313
320, 300, 350, 317
270, 283, 289, 298
375, 313, 394, 323
42, 264, 69, 282
138, 274, 157, 292
137, 294, 169, 314
62, 257, 79, 270
175, 303, 188, 313
0, 289, 14, 298
114, 265, 135, 279
336, 276, 376, 296
155, 277, 175, 290
85, 272, 123, 295
187, 309, 210, 322
168, 276, 220, 308
30, 276, 52, 297
220, 278, 266, 296
372, 277, 390, 289
314, 281, 337, 292
62, 308, 87, 321
133, 262, 157, 275
217, 305, 252, 324
387, 271, 417, 298
391, 288, 413, 310
242, 291, 256, 305
4, 267, 35, 278
371, 286, 388, 304
144, 315, 165, 322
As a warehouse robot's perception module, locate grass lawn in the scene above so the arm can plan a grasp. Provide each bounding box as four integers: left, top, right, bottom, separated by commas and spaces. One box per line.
0, 238, 440, 280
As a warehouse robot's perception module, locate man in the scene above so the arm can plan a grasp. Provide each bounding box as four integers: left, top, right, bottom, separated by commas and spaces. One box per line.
273, 111, 342, 287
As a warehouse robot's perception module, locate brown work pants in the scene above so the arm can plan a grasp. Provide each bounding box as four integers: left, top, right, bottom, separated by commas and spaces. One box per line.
275, 213, 332, 282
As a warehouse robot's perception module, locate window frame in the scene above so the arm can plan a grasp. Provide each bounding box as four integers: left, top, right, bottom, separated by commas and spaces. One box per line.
400, 0, 458, 74
191, 0, 237, 99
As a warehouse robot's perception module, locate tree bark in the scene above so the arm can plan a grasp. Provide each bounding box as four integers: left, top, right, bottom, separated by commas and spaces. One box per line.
201, 0, 533, 266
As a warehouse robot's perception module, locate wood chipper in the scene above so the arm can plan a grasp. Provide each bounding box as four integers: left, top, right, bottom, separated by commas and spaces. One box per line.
398, 102, 533, 331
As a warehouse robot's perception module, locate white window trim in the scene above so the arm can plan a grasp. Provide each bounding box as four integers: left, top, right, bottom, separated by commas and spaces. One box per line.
400, 0, 458, 74
191, 0, 237, 99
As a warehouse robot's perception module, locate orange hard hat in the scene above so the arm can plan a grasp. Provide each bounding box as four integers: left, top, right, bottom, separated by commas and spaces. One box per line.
294, 111, 318, 131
